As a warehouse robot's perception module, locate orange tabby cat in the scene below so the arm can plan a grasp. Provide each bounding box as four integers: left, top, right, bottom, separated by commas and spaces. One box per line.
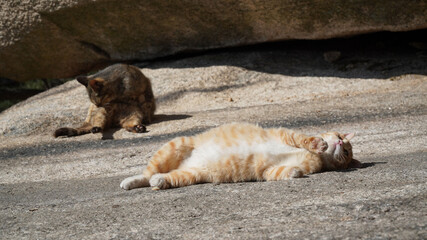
120, 123, 361, 190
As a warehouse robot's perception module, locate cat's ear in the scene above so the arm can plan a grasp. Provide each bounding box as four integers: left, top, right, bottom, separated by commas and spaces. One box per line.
344, 132, 355, 141
76, 76, 88, 86
88, 78, 104, 92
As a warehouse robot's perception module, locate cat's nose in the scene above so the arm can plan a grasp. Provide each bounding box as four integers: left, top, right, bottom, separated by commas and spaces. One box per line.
335, 140, 343, 146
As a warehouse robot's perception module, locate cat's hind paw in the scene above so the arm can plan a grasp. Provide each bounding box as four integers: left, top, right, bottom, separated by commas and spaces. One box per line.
91, 127, 102, 134
149, 174, 169, 190
120, 175, 149, 190
126, 124, 147, 133
133, 124, 147, 133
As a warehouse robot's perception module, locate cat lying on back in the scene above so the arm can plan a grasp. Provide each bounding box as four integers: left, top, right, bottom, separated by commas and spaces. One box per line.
120, 123, 361, 190
54, 64, 156, 137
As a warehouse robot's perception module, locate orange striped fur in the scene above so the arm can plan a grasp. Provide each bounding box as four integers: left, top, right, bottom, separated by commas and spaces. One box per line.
120, 123, 360, 190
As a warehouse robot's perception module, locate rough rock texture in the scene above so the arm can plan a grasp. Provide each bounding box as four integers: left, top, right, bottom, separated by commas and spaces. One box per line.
1, 35, 426, 239
1, 0, 426, 81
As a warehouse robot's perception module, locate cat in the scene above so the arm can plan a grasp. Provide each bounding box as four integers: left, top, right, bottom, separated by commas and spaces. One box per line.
120, 123, 361, 190
54, 64, 156, 137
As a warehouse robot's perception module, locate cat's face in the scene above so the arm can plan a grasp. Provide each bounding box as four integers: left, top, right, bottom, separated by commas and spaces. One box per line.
77, 76, 116, 106
320, 132, 360, 170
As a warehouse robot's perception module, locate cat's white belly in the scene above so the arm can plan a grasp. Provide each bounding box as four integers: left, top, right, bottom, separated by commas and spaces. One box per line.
181, 140, 306, 169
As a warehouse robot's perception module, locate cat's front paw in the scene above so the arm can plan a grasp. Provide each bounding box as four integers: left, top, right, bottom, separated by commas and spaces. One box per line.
308, 137, 328, 154
149, 174, 168, 190
120, 175, 149, 190
133, 124, 147, 133
125, 124, 147, 133
120, 177, 135, 190
91, 127, 102, 133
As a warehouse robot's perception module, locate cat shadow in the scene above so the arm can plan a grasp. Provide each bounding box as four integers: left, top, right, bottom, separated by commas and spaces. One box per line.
336, 161, 386, 173
101, 128, 121, 140
100, 114, 192, 140
151, 114, 192, 124
360, 161, 386, 168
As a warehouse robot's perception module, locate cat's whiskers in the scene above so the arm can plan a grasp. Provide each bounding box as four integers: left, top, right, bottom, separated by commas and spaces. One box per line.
338, 153, 346, 162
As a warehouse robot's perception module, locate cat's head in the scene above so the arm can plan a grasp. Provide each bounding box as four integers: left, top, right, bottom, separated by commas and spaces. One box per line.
319, 132, 361, 170
77, 76, 117, 106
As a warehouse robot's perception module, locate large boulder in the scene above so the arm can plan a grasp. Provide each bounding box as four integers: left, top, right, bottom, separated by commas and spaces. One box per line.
1, 35, 426, 239
1, 0, 426, 81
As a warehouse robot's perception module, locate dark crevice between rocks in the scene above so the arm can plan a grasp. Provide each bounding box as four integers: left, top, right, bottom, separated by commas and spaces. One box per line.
137, 29, 427, 79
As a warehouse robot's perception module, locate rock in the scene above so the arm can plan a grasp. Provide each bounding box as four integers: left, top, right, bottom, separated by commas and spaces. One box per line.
0, 35, 425, 137
0, 40, 426, 239
1, 0, 426, 81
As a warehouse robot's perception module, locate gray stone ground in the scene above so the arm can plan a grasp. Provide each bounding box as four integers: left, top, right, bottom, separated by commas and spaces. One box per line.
0, 38, 426, 239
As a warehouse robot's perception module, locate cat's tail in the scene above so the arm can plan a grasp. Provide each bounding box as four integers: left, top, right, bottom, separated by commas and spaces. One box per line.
143, 136, 195, 178
54, 122, 94, 138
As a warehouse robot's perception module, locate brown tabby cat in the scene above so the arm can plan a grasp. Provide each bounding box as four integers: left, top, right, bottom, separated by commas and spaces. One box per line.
120, 123, 361, 190
54, 64, 155, 137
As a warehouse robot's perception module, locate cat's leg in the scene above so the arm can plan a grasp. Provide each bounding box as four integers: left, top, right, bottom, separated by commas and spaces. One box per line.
273, 129, 328, 154
149, 168, 204, 190
300, 153, 323, 174
263, 165, 305, 181
90, 107, 108, 133
121, 137, 194, 190
139, 85, 156, 124
54, 104, 99, 137
142, 137, 195, 178
263, 152, 324, 181
141, 101, 155, 124
84, 103, 96, 123
54, 122, 93, 137
120, 108, 146, 133
120, 174, 150, 190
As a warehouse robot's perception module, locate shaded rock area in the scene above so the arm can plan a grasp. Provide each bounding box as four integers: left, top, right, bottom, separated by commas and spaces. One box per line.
0, 33, 426, 239
1, 0, 426, 81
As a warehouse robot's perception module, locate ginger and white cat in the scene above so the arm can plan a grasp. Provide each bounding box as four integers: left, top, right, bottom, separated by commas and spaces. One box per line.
120, 123, 360, 190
